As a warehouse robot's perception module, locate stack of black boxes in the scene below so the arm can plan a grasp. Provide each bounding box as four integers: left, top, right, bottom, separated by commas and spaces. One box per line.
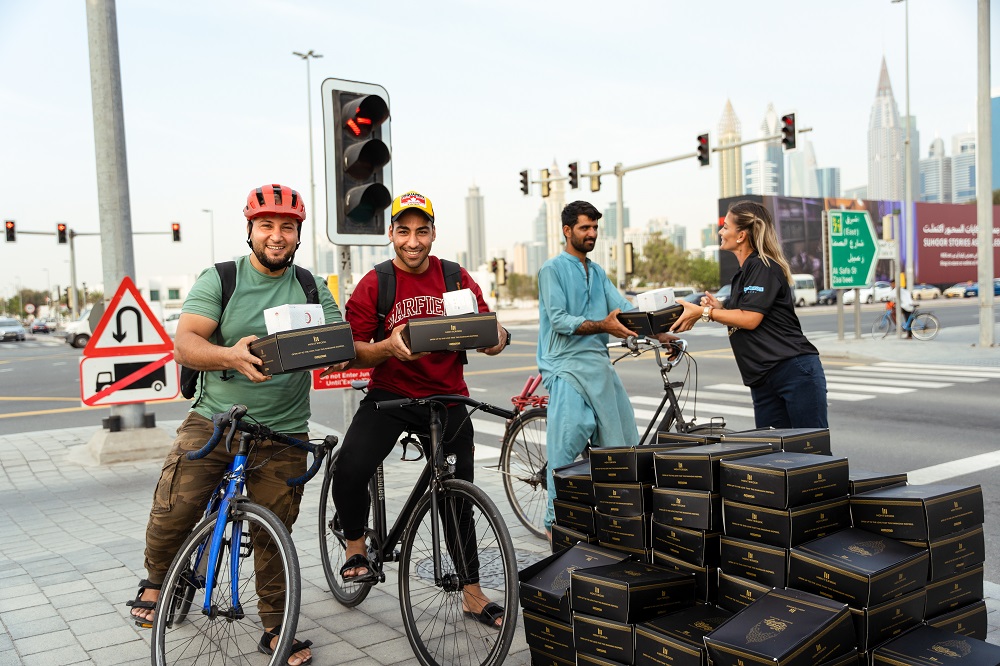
551, 459, 599, 553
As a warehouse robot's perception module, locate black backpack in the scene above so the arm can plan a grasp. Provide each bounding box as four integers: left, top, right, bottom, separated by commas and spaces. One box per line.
179, 261, 319, 401
373, 258, 467, 363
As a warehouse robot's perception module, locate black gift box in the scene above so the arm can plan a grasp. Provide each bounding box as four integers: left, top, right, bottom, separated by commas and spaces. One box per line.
518, 542, 631, 623
571, 560, 696, 624
635, 604, 733, 666
551, 524, 598, 554
721, 428, 832, 455
652, 551, 718, 603
528, 648, 575, 666
577, 653, 629, 666
596, 511, 652, 556
924, 565, 984, 620
850, 587, 926, 652
522, 609, 576, 664
657, 431, 723, 447
849, 470, 908, 496
788, 528, 929, 608
654, 443, 774, 491
716, 570, 772, 614
720, 452, 849, 509
722, 496, 852, 549
872, 624, 1000, 666
850, 484, 984, 541
704, 587, 857, 666
617, 304, 684, 336
574, 613, 635, 663
553, 459, 595, 505
591, 444, 693, 483
403, 312, 498, 352
719, 535, 790, 588
924, 600, 988, 641
652, 488, 723, 531
901, 525, 986, 582
248, 322, 356, 375
553, 499, 596, 535
650, 522, 720, 567
595, 482, 654, 517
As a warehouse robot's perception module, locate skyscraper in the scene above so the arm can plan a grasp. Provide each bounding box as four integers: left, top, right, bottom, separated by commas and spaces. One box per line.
867, 58, 905, 201
745, 103, 783, 195
465, 184, 486, 270
603, 202, 631, 240
816, 167, 841, 198
919, 138, 951, 203
785, 138, 819, 197
718, 99, 743, 198
903, 115, 920, 202
951, 132, 976, 203
545, 161, 566, 259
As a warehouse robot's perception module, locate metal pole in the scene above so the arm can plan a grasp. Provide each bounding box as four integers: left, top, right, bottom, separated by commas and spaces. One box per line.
202, 209, 215, 264
86, 0, 143, 428
294, 50, 323, 273
903, 0, 915, 291
615, 163, 625, 292
977, 0, 995, 347
69, 230, 79, 319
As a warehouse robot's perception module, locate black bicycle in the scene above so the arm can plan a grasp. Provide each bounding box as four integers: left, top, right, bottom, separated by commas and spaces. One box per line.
499, 336, 731, 539
317, 392, 518, 666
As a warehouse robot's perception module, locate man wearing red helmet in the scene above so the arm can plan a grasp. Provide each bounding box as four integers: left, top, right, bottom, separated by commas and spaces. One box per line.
330, 190, 511, 628
127, 184, 340, 665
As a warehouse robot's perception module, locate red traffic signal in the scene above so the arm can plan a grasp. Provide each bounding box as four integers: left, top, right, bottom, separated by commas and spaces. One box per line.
4, 220, 14, 242
781, 113, 796, 150
567, 162, 579, 189
697, 133, 710, 167
171, 223, 181, 242
57, 223, 67, 244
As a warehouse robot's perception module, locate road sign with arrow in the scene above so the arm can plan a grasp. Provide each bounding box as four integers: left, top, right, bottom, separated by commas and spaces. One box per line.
828, 209, 879, 290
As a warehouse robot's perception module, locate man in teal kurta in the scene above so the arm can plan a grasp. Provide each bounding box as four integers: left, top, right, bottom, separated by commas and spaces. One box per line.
537, 200, 639, 534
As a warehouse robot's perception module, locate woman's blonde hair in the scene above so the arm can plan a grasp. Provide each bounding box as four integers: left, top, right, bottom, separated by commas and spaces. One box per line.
727, 200, 793, 286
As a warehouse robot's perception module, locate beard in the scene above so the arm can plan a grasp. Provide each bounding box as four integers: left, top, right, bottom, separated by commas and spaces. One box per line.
571, 236, 596, 254
252, 239, 296, 271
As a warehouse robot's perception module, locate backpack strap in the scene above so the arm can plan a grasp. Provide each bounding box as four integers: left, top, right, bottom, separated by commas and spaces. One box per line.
216, 261, 238, 312
374, 259, 396, 343
292, 265, 320, 304
439, 259, 469, 365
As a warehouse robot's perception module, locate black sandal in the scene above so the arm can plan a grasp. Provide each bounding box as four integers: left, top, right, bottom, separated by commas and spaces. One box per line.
125, 578, 161, 628
258, 624, 313, 665
339, 553, 377, 582
463, 601, 505, 628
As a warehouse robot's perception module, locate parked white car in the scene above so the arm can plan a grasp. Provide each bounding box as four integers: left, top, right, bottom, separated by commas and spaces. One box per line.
163, 313, 181, 338
842, 281, 893, 305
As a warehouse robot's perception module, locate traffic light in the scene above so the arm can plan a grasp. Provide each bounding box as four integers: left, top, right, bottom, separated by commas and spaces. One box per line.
497, 258, 507, 286
781, 113, 796, 150
57, 223, 67, 244
322, 78, 393, 246
490, 258, 498, 273
624, 242, 634, 275
567, 162, 579, 190
171, 223, 180, 242
697, 133, 710, 167
4, 220, 14, 242
519, 170, 530, 196
589, 161, 601, 192
540, 169, 551, 198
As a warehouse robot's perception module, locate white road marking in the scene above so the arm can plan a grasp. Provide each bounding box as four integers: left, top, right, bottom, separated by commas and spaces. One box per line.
907, 449, 1000, 484
823, 372, 951, 389
824, 382, 914, 395
844, 366, 988, 382
872, 362, 1000, 378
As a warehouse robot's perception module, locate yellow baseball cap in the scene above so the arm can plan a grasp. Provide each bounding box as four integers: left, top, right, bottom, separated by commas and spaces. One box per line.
390, 191, 435, 223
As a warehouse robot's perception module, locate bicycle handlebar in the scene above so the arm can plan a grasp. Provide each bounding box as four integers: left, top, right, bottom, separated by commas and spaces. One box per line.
608, 336, 687, 368
187, 404, 338, 487
375, 394, 517, 421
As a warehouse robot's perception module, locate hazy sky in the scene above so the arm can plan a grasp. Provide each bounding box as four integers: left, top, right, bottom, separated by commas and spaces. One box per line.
1, 0, 997, 298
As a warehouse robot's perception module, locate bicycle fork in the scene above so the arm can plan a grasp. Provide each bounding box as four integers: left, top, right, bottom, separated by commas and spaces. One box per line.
202, 453, 248, 620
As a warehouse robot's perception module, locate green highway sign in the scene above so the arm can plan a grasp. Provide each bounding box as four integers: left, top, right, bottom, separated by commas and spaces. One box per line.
828, 209, 878, 289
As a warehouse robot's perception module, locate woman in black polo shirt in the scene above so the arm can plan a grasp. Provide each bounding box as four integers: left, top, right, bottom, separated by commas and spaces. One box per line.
671, 200, 828, 428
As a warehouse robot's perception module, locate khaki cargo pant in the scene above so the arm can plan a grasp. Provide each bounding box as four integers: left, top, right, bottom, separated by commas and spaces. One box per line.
144, 411, 307, 627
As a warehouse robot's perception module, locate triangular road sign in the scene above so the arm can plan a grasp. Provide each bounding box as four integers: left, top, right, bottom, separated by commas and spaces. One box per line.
83, 276, 174, 357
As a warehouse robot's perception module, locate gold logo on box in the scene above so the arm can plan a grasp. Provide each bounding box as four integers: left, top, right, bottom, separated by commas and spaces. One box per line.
313, 336, 320, 342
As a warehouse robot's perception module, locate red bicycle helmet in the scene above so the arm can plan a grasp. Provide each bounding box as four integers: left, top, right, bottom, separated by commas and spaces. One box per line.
243, 184, 306, 222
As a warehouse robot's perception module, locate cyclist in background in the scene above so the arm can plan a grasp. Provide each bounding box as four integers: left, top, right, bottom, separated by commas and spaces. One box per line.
330, 191, 510, 628
891, 279, 915, 339
128, 184, 343, 666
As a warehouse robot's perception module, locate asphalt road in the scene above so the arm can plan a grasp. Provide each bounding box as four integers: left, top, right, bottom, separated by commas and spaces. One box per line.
1, 299, 997, 582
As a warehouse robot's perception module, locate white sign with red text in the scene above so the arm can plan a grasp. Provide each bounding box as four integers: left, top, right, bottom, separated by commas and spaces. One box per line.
312, 368, 372, 390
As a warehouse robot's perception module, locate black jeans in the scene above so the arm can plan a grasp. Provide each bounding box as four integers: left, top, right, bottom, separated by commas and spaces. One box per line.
331, 388, 480, 579
749, 354, 829, 429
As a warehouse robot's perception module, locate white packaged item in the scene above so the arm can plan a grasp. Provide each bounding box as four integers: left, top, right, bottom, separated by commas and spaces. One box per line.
263, 304, 326, 335
442, 288, 479, 316
635, 288, 675, 312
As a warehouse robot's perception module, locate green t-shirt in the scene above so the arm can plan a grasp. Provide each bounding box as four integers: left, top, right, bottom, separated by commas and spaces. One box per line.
182, 256, 343, 432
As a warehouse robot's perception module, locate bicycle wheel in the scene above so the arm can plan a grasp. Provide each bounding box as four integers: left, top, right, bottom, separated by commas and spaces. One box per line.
910, 313, 940, 341
871, 314, 892, 339
500, 407, 548, 539
152, 502, 300, 666
398, 479, 518, 666
318, 452, 375, 607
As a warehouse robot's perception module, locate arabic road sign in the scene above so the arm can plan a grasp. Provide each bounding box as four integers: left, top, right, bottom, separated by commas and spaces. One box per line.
878, 239, 898, 260
80, 352, 180, 406
83, 276, 173, 356
828, 209, 878, 290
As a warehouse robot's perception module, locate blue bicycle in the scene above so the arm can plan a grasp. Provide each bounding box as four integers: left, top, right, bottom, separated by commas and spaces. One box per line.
150, 404, 335, 666
871, 302, 941, 341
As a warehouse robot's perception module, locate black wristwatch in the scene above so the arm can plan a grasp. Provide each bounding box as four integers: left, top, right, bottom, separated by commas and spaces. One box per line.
502, 327, 511, 346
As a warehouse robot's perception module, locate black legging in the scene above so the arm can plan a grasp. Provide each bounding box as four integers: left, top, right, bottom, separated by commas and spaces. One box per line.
332, 388, 480, 579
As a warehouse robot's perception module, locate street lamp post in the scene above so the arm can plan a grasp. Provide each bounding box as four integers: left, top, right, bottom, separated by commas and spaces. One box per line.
292, 49, 323, 274
202, 209, 215, 264
892, 0, 914, 290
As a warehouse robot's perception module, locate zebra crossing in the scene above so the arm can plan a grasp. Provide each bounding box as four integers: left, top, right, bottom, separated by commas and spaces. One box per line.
468, 361, 1000, 452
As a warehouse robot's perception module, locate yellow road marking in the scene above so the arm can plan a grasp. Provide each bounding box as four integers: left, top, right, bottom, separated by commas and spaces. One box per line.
0, 396, 82, 402
0, 397, 191, 419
